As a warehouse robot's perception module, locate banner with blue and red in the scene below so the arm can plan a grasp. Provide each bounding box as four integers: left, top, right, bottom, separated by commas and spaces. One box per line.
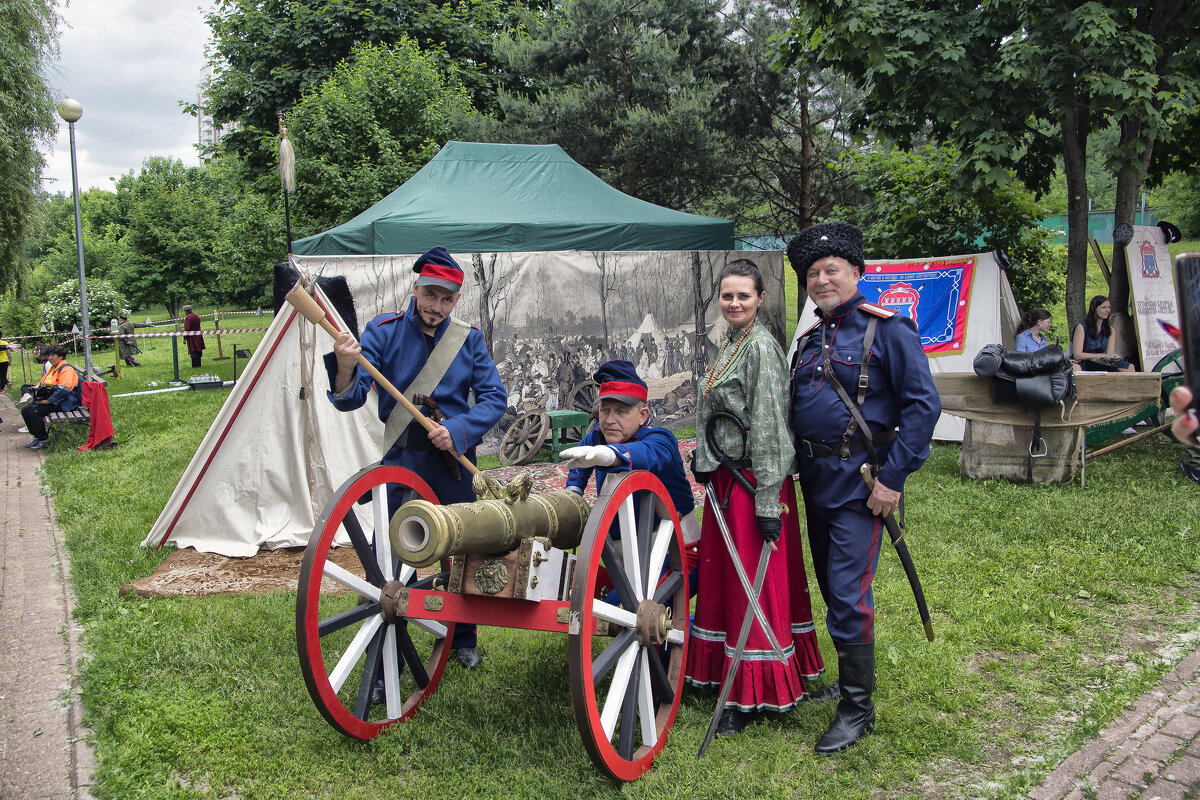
859, 257, 976, 357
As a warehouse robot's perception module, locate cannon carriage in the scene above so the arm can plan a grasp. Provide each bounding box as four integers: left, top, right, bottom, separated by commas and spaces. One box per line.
295, 463, 690, 781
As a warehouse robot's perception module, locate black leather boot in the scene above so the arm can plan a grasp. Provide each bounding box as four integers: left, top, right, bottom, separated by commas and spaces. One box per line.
814, 642, 875, 754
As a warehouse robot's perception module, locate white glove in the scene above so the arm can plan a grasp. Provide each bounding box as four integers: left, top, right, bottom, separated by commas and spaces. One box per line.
561, 445, 618, 469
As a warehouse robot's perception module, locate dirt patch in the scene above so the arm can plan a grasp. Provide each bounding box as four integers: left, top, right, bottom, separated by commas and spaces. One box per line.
118, 546, 368, 598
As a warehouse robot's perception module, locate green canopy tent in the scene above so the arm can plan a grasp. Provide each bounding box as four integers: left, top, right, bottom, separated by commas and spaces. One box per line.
292, 141, 733, 255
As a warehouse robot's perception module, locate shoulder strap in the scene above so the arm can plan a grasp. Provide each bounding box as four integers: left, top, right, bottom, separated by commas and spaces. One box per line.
821, 316, 881, 467
384, 317, 471, 444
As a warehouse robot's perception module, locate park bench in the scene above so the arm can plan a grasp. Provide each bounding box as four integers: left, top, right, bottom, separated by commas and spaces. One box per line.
46, 407, 90, 446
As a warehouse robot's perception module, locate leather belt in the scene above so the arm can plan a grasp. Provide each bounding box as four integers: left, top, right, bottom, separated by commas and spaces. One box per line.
799, 429, 895, 459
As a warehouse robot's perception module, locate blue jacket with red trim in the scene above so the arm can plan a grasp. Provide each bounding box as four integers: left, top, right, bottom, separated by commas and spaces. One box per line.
790, 290, 940, 506
565, 424, 695, 517
323, 297, 506, 457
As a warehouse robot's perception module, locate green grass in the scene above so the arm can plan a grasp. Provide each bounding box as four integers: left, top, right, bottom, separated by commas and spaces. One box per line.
30, 265, 1200, 799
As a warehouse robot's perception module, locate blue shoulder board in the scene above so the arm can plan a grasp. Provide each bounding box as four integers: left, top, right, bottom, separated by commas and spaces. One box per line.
858, 302, 897, 319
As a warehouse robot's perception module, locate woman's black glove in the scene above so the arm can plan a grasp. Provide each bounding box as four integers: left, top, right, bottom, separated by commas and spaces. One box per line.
689, 451, 711, 485
756, 515, 782, 543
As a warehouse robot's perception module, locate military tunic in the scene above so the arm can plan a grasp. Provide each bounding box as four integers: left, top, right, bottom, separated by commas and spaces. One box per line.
324, 296, 507, 649
685, 322, 825, 711
565, 424, 695, 518
789, 290, 940, 644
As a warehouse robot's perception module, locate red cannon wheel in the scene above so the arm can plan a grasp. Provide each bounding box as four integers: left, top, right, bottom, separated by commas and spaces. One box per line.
568, 471, 689, 781
296, 463, 453, 740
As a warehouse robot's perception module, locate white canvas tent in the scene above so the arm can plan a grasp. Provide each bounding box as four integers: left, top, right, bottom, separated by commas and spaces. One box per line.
143, 284, 385, 556
789, 250, 1021, 442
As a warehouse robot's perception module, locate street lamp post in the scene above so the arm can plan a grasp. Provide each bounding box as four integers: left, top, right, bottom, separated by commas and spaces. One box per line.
57, 97, 98, 381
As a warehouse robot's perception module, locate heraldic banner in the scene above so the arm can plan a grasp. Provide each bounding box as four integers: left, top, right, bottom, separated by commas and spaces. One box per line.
859, 257, 977, 357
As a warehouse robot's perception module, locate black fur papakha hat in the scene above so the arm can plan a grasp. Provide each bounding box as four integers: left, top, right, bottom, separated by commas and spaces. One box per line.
786, 222, 866, 275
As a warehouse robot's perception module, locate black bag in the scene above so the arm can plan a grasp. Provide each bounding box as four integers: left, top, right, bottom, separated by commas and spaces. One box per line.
33, 385, 56, 402
973, 344, 1076, 408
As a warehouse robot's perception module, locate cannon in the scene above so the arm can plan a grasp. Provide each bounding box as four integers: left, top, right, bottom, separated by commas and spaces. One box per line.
295, 464, 690, 781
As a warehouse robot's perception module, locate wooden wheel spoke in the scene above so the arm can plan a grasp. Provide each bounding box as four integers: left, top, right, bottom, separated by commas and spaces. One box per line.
618, 651, 641, 758
601, 538, 638, 611
636, 493, 654, 578
341, 510, 386, 587
322, 561, 379, 600
396, 622, 432, 689
646, 644, 673, 703
353, 625, 387, 720
636, 651, 658, 747
329, 615, 383, 693
617, 495, 644, 600
592, 628, 637, 686
318, 601, 380, 638
600, 639, 640, 740
653, 571, 683, 605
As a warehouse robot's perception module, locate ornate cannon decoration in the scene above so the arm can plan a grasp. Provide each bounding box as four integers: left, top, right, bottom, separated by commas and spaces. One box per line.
295, 464, 690, 781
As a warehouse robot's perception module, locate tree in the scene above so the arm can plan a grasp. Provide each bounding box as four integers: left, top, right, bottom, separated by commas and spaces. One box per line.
780, 0, 1200, 332
0, 0, 59, 287
833, 144, 1063, 311
468, 0, 782, 210
199, 0, 542, 180
113, 158, 222, 317
39, 278, 127, 336
1147, 170, 1200, 237
286, 40, 473, 234
714, 67, 863, 234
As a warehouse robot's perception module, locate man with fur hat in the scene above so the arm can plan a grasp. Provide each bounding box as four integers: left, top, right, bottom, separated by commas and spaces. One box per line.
560, 359, 700, 549
786, 222, 941, 754
326, 246, 507, 670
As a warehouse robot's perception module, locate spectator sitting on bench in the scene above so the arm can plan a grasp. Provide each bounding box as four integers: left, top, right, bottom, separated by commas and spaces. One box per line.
21, 344, 83, 451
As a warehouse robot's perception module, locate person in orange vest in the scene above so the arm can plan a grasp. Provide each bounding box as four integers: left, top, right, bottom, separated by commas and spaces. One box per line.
21, 344, 82, 451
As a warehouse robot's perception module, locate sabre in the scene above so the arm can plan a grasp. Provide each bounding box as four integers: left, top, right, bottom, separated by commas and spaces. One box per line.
697, 412, 787, 759
696, 537, 772, 758
285, 284, 494, 493
702, 412, 787, 664
859, 464, 934, 642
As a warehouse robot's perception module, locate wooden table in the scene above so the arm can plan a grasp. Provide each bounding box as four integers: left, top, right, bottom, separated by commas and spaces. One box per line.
933, 372, 1162, 484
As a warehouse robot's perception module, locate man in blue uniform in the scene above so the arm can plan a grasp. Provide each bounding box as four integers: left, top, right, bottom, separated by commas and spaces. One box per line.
786, 223, 941, 754
561, 360, 700, 558
326, 246, 507, 669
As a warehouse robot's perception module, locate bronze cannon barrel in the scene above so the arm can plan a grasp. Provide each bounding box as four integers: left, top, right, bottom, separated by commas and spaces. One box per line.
389, 489, 592, 568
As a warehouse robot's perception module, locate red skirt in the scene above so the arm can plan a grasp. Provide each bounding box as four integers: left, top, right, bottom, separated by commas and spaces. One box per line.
685, 468, 825, 711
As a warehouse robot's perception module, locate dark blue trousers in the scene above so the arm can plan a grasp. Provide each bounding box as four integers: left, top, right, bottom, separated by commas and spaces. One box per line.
805, 503, 884, 644
384, 442, 478, 650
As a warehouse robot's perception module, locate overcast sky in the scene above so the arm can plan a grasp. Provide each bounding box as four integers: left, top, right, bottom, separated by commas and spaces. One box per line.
40, 0, 215, 194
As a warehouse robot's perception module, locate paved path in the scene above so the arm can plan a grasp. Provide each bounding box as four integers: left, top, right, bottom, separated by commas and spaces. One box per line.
1030, 648, 1200, 799
0, 392, 95, 799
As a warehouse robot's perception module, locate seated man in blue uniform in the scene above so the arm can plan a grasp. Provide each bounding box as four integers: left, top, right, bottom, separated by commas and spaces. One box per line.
786, 223, 941, 755
326, 246, 507, 670
560, 360, 700, 574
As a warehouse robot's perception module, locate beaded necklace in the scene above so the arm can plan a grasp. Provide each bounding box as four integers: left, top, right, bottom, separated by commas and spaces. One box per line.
702, 320, 755, 400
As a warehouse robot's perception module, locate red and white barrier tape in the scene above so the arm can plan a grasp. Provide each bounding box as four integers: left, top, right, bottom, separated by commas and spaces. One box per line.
90, 328, 267, 339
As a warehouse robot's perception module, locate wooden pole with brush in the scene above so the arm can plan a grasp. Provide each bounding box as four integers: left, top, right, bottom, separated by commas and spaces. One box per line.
284, 284, 489, 482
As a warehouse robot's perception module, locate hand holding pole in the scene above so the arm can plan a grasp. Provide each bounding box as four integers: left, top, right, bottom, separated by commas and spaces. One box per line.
285, 284, 488, 485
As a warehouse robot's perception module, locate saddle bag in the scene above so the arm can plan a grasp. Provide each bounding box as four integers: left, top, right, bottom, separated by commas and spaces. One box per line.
973, 344, 1077, 483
